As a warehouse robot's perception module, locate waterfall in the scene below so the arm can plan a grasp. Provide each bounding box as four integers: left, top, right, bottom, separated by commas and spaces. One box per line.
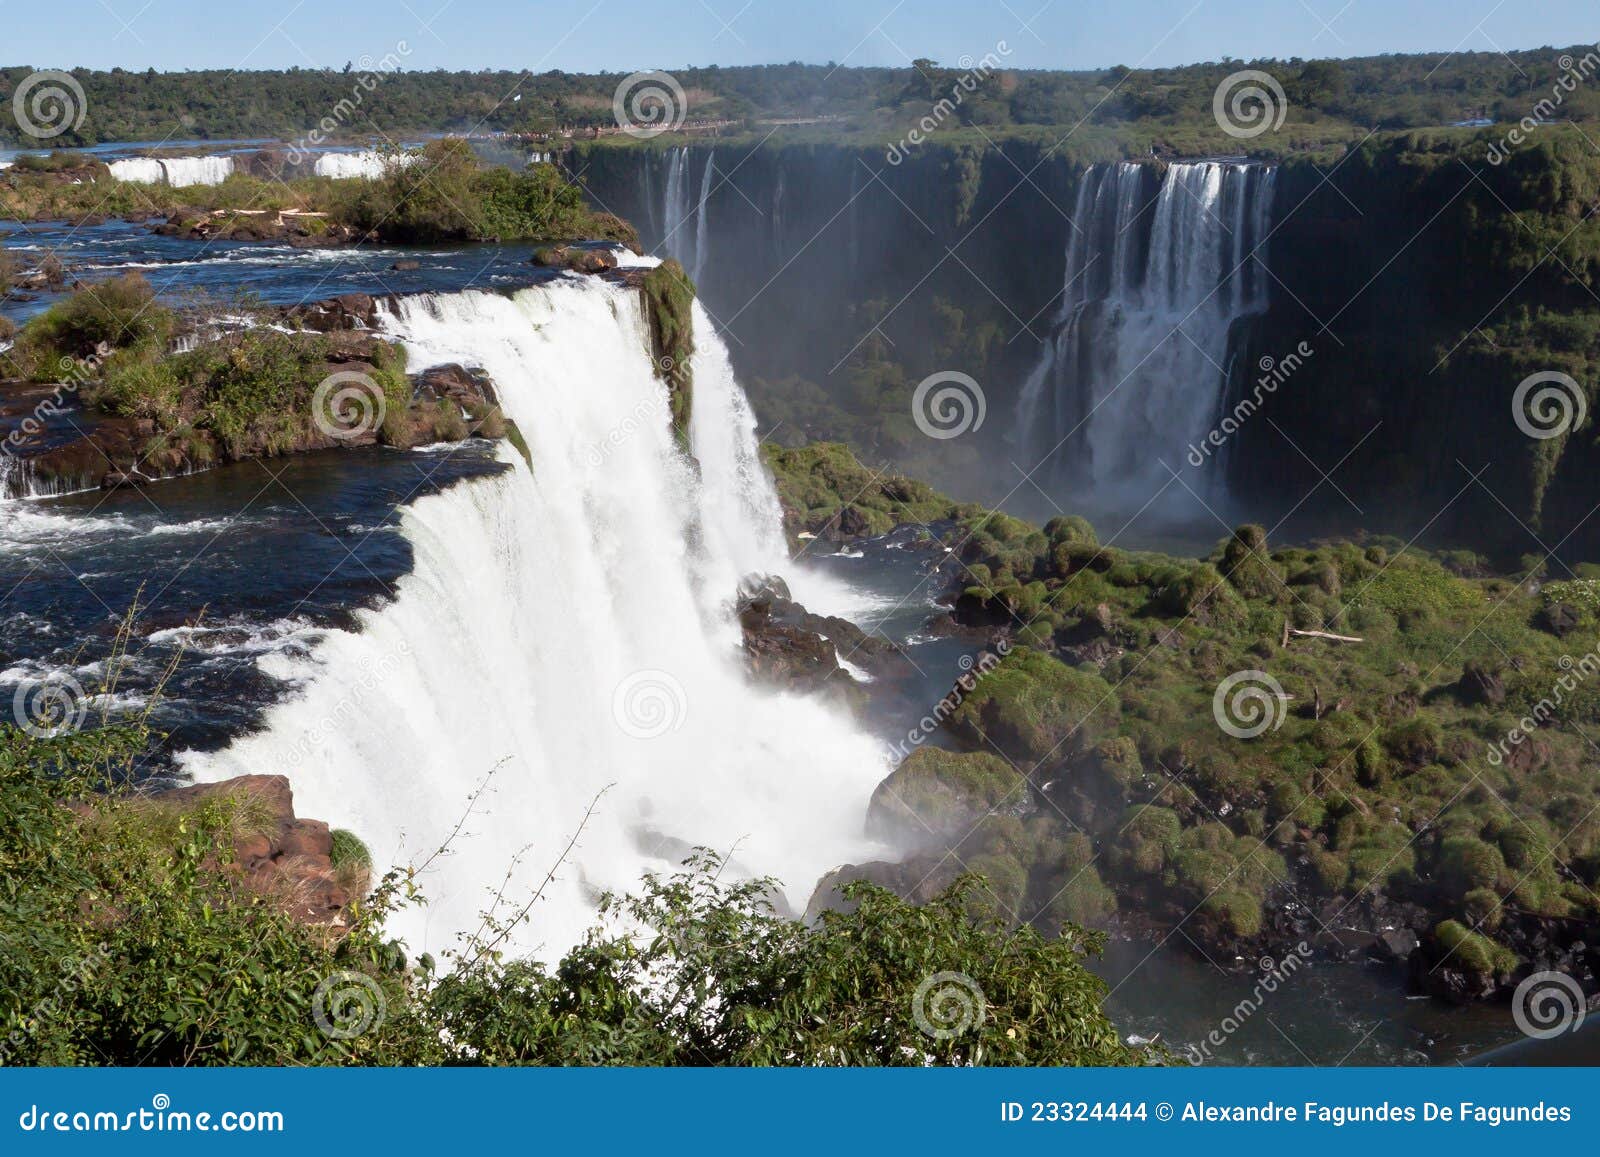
179, 277, 886, 958
108, 156, 234, 186
313, 151, 418, 180
159, 155, 234, 186
691, 151, 715, 284
107, 157, 166, 184
659, 146, 689, 262
1014, 161, 1275, 507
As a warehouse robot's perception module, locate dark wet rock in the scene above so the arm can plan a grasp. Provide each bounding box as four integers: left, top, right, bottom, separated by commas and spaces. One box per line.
1456, 661, 1506, 707
416, 362, 498, 408
287, 292, 379, 332
805, 853, 965, 922
1537, 602, 1581, 637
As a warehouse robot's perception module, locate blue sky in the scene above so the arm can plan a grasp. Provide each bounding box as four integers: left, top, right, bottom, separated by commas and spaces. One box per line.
2, 0, 1594, 72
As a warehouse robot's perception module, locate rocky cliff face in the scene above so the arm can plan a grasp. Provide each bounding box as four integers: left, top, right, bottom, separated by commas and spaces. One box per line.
574, 133, 1600, 560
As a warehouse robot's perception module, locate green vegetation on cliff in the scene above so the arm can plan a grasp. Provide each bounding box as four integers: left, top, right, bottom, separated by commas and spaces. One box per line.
641, 259, 696, 441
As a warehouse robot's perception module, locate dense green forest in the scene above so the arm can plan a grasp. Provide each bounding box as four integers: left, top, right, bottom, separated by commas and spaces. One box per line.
3, 47, 1598, 148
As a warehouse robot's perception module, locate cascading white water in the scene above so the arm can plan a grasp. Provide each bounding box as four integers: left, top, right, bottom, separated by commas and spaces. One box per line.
108, 155, 234, 186
159, 155, 234, 186
313, 151, 418, 180
107, 157, 166, 184
1014, 161, 1275, 506
180, 277, 887, 959
656, 147, 715, 282
658, 147, 691, 263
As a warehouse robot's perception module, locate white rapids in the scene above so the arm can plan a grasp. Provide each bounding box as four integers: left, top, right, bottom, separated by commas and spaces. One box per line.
180, 275, 888, 960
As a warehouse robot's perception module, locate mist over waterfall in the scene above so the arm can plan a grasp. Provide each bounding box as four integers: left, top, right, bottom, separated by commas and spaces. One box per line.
1014, 161, 1275, 511
180, 276, 887, 958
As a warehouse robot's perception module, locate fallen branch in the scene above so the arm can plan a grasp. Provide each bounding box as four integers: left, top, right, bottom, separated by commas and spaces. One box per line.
1287, 627, 1365, 644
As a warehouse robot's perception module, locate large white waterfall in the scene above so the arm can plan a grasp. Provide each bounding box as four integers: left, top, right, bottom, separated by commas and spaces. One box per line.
180, 276, 886, 959
1014, 161, 1275, 506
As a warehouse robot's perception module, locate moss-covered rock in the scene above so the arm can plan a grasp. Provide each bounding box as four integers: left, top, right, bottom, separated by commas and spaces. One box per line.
947, 647, 1119, 770
641, 259, 696, 445
867, 748, 1024, 848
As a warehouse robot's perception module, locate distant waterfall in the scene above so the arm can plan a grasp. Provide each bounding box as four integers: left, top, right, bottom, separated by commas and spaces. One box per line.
109, 155, 235, 186
656, 146, 715, 281
312, 151, 419, 180
1014, 161, 1276, 506
181, 276, 885, 958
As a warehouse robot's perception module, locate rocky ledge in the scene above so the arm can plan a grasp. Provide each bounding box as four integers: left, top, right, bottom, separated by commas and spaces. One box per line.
149, 774, 366, 928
